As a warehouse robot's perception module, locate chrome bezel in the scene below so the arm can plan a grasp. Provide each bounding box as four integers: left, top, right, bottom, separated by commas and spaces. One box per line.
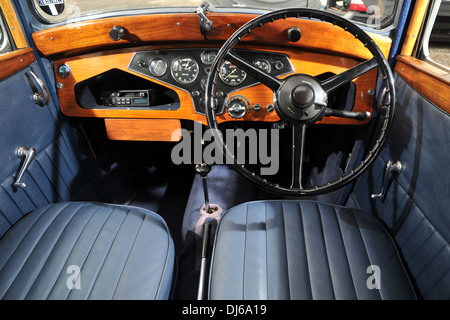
252, 59, 271, 74
149, 58, 168, 77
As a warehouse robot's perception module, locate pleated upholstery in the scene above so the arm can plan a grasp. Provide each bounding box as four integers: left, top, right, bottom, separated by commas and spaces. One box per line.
209, 200, 416, 300
0, 202, 175, 300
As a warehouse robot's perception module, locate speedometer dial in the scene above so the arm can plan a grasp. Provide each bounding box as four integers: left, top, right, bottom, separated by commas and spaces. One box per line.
171, 57, 199, 84
219, 60, 247, 86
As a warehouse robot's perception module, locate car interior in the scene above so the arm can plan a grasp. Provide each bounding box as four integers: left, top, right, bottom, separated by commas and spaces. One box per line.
0, 0, 449, 301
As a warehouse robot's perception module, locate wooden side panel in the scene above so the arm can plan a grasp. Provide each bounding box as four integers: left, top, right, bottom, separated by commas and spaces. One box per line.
400, 0, 429, 56
395, 55, 450, 112
0, 47, 35, 81
32, 13, 391, 60
105, 118, 182, 141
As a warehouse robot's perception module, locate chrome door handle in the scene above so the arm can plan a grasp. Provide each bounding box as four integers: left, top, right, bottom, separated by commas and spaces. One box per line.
28, 70, 50, 106
371, 160, 402, 200
13, 147, 36, 189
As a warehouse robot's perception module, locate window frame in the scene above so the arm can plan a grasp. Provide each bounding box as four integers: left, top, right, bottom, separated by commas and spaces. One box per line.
0, 0, 35, 81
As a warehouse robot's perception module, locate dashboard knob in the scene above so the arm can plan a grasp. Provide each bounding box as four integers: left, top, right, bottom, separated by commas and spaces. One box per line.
109, 25, 126, 41
287, 27, 301, 42
226, 96, 250, 119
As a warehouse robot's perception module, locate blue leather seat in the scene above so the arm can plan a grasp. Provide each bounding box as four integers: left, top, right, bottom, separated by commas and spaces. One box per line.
209, 200, 416, 300
0, 202, 175, 300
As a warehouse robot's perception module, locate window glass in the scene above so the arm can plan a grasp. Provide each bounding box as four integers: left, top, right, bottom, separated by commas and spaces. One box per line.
0, 8, 13, 54
424, 0, 450, 68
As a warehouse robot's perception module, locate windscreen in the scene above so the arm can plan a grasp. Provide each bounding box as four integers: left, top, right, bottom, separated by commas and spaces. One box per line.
31, 0, 398, 29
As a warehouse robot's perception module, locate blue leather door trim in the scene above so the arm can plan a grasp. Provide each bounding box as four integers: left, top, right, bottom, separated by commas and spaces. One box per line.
351, 74, 450, 299
0, 64, 88, 238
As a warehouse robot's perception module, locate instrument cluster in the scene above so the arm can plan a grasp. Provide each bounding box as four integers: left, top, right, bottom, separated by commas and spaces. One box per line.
129, 49, 293, 115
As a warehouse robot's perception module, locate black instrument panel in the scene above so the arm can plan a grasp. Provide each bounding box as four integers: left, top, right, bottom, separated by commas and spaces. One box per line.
128, 49, 293, 114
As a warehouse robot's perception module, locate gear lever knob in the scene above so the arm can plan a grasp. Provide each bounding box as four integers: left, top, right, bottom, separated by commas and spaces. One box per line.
195, 163, 211, 177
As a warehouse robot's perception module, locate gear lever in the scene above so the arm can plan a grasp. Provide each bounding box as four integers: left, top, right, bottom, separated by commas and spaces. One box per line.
195, 163, 213, 214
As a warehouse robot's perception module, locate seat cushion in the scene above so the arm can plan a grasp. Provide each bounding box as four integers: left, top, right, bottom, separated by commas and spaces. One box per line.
209, 200, 416, 300
0, 202, 175, 300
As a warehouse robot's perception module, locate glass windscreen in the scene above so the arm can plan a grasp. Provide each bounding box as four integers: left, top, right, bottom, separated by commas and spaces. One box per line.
31, 0, 398, 29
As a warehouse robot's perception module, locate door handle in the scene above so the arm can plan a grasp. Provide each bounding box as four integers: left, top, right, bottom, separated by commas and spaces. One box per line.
28, 70, 50, 106
371, 160, 402, 200
13, 147, 36, 189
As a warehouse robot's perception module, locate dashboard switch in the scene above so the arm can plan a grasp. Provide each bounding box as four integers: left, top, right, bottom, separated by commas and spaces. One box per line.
226, 96, 250, 119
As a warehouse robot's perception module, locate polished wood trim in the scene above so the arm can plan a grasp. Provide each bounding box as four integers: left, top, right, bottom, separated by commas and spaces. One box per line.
400, 0, 429, 56
0, 47, 35, 81
55, 45, 376, 126
33, 13, 391, 60
105, 119, 182, 141
0, 0, 28, 49
396, 55, 450, 112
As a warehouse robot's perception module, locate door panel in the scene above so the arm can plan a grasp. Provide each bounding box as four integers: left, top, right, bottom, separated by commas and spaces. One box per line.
0, 61, 89, 237
351, 73, 450, 299
0, 2, 89, 237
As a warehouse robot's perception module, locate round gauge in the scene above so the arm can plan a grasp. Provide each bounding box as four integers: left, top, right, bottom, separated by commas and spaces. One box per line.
149, 58, 167, 77
253, 59, 271, 73
171, 57, 199, 84
219, 60, 247, 86
200, 50, 217, 65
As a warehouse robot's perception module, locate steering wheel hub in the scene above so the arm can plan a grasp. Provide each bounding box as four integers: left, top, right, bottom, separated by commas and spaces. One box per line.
275, 74, 327, 124
292, 84, 315, 108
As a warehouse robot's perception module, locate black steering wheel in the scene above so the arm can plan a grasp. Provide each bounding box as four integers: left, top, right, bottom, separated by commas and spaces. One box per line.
204, 8, 395, 197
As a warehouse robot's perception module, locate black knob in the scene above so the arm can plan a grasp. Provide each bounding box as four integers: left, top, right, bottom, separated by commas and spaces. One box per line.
291, 84, 315, 109
195, 163, 211, 177
109, 25, 126, 41
287, 27, 301, 42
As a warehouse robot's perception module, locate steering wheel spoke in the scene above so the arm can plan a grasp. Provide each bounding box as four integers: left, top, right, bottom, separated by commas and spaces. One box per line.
290, 123, 307, 190
320, 57, 379, 93
225, 51, 283, 91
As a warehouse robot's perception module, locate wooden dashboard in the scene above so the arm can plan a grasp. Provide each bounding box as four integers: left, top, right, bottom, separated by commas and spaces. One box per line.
31, 13, 392, 141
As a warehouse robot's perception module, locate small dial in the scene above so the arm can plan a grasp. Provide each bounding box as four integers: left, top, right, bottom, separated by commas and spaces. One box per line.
200, 50, 217, 65
171, 57, 199, 84
219, 60, 247, 86
253, 59, 271, 73
149, 58, 167, 77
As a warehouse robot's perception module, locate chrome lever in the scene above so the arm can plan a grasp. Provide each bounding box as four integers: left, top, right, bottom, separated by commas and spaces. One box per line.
13, 147, 36, 189
28, 71, 50, 106
197, 2, 213, 34
371, 160, 402, 200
